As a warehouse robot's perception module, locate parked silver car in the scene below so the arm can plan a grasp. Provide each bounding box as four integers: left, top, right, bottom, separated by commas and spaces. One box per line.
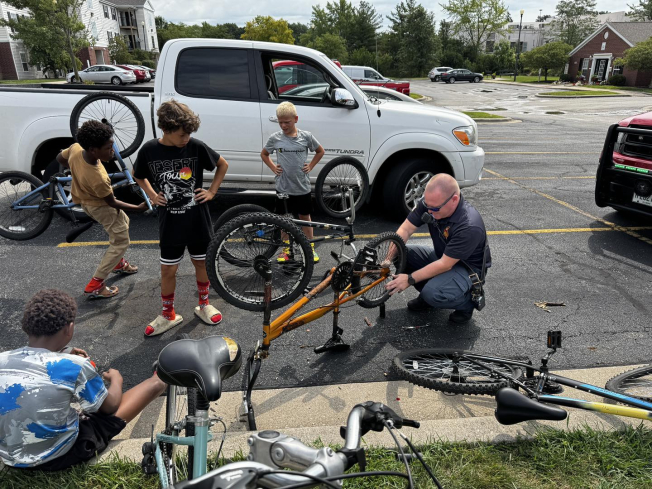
428, 66, 454, 82
66, 65, 137, 85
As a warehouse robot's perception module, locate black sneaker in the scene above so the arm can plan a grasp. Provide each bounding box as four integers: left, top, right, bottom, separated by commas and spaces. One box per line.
448, 309, 473, 324
407, 295, 433, 312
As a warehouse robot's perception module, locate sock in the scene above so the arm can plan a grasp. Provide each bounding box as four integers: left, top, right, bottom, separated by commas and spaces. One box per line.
162, 293, 175, 320
197, 281, 210, 309
84, 277, 104, 293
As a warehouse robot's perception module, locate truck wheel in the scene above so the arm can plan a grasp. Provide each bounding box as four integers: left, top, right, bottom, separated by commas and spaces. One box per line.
383, 158, 440, 220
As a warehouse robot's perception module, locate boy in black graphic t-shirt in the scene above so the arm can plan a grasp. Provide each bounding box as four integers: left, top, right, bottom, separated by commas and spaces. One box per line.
134, 100, 229, 337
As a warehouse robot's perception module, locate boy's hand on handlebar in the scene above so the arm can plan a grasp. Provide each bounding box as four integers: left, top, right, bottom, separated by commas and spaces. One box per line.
153, 192, 167, 206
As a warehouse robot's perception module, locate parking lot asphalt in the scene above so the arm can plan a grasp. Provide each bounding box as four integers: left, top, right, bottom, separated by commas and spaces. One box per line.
1, 83, 651, 394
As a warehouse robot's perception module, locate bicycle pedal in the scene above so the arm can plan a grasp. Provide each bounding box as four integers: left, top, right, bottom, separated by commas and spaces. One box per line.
38, 200, 53, 212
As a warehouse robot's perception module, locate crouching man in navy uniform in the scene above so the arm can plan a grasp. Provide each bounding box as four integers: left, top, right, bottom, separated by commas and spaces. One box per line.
386, 174, 491, 324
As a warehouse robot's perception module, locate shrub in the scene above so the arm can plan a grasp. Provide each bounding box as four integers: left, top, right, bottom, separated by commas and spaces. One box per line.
129, 59, 143, 65
608, 74, 626, 86
559, 74, 575, 82
141, 60, 156, 69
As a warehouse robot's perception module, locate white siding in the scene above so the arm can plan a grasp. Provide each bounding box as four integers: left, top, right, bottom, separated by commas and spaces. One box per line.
79, 0, 120, 48
0, 2, 45, 78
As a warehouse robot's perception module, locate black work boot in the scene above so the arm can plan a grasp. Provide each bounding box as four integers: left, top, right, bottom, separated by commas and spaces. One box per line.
407, 295, 433, 312
448, 309, 474, 324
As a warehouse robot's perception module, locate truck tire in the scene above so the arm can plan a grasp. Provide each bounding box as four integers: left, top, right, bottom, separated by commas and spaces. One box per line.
382, 158, 441, 220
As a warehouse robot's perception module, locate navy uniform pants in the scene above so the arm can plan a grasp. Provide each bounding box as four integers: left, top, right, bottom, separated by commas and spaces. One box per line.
405, 244, 475, 313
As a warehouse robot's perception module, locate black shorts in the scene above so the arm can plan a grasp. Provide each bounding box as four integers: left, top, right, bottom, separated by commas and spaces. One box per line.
275, 193, 313, 217
24, 412, 126, 472
160, 241, 210, 266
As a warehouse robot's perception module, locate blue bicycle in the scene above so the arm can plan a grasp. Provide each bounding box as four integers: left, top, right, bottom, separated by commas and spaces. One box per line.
0, 92, 151, 241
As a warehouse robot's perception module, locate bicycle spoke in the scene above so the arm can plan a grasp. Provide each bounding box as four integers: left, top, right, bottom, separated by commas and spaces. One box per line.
401, 353, 512, 383
0, 177, 44, 235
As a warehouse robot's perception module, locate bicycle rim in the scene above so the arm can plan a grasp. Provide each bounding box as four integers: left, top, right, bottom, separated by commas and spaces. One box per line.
207, 213, 313, 311
0, 173, 52, 240
317, 160, 368, 217
356, 232, 406, 308
393, 349, 523, 395
605, 365, 652, 402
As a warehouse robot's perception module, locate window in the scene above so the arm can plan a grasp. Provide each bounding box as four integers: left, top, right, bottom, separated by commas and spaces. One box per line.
91, 22, 98, 40
20, 52, 28, 71
151, 36, 155, 48
582, 58, 589, 70
601, 42, 606, 51
108, 31, 113, 41
7, 12, 14, 33
364, 68, 383, 80
485, 41, 495, 53
270, 58, 331, 102
103, 5, 109, 18
112, 8, 117, 20
87, 0, 93, 8
176, 48, 252, 99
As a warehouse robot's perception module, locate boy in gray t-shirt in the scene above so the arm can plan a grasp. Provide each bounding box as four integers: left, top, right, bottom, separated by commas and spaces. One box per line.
261, 101, 325, 262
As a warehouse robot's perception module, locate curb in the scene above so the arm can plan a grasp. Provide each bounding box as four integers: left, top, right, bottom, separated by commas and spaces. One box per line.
473, 117, 516, 123
535, 93, 631, 99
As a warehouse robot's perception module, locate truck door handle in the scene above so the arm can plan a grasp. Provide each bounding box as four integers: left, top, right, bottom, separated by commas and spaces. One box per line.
269, 116, 278, 122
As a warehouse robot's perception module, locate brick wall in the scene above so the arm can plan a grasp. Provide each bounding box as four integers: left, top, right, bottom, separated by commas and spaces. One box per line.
77, 46, 110, 68
0, 42, 17, 80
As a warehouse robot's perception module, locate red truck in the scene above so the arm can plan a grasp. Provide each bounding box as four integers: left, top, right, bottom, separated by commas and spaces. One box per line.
595, 111, 652, 216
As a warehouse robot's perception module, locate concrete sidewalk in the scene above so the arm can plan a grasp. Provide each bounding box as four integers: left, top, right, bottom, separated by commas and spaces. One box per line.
102, 364, 649, 463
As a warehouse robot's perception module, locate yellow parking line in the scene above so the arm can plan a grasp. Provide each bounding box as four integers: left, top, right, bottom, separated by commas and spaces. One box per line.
484, 168, 652, 246
483, 176, 596, 180
57, 226, 652, 248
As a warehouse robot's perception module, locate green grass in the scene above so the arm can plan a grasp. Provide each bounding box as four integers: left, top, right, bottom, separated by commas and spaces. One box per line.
496, 75, 559, 83
539, 90, 620, 97
409, 92, 422, 99
580, 85, 652, 94
0, 78, 64, 84
6, 425, 651, 488
463, 111, 506, 119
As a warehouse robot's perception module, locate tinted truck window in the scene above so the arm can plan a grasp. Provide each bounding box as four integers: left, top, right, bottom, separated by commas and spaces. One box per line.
176, 48, 251, 99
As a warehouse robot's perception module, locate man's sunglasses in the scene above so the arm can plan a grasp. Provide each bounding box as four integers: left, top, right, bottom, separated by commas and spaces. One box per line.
420, 192, 456, 212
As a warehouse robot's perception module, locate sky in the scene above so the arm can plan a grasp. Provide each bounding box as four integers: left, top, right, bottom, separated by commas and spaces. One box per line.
154, 0, 631, 29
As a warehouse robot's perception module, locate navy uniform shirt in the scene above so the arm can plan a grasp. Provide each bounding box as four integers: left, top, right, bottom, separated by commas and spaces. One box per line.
406, 194, 491, 275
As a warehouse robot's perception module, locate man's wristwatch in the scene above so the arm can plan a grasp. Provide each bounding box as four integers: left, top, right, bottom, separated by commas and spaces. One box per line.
407, 274, 416, 286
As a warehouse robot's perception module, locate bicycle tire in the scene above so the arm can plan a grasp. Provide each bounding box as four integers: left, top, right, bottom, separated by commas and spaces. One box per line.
605, 365, 652, 403
186, 387, 197, 480
42, 161, 92, 223
70, 92, 145, 158
392, 349, 523, 395
213, 204, 269, 233
206, 212, 313, 311
355, 232, 407, 308
315, 157, 369, 218
0, 171, 53, 240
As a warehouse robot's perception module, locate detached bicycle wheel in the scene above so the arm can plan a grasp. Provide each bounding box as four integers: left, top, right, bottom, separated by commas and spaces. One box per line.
70, 92, 145, 158
206, 212, 313, 311
0, 171, 53, 240
315, 158, 369, 218
392, 349, 523, 395
605, 365, 652, 403
356, 232, 406, 308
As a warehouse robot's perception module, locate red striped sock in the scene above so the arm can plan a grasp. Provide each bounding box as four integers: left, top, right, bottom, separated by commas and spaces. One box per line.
197, 281, 210, 309
162, 293, 175, 320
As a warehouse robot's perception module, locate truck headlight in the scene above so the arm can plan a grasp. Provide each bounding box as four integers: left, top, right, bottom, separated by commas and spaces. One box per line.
453, 125, 477, 147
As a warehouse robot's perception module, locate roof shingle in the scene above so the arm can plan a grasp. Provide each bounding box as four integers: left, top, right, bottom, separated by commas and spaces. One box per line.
608, 22, 652, 45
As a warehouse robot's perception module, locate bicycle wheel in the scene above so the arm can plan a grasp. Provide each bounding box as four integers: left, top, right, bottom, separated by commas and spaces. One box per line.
70, 92, 145, 158
355, 232, 407, 308
392, 349, 523, 395
206, 213, 313, 311
213, 204, 269, 233
315, 158, 369, 218
605, 365, 652, 403
162, 384, 197, 483
42, 162, 92, 223
0, 171, 53, 240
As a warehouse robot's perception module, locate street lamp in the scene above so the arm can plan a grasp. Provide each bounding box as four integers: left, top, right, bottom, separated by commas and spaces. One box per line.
141, 20, 147, 51
513, 9, 524, 82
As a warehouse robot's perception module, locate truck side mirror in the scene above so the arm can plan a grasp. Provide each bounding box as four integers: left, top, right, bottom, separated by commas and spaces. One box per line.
331, 88, 358, 109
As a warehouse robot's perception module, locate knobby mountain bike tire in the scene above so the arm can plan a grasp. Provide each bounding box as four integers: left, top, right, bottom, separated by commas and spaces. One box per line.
392, 349, 523, 395
70, 92, 145, 158
212, 204, 269, 233
355, 232, 407, 308
315, 157, 369, 218
0, 171, 53, 240
206, 212, 313, 311
605, 365, 652, 403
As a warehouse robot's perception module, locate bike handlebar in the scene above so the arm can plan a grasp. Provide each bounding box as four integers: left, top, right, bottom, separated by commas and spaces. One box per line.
172, 401, 419, 489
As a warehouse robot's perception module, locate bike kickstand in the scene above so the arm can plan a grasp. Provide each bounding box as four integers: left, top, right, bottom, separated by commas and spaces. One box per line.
314, 325, 350, 354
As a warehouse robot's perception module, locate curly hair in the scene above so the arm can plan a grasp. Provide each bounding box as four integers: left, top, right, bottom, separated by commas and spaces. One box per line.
75, 120, 114, 151
157, 100, 201, 134
22, 290, 78, 337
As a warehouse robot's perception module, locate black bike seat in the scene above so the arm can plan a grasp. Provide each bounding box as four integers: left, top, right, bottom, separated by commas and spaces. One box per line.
494, 387, 567, 425
157, 336, 242, 402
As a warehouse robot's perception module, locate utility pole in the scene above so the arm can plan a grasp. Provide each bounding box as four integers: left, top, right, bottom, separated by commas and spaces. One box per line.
513, 9, 524, 82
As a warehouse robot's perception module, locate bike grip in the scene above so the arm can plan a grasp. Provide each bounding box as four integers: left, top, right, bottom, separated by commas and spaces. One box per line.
144, 209, 153, 216
402, 418, 420, 429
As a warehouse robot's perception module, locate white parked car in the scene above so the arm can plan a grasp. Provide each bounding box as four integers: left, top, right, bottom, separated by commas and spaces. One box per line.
428, 66, 454, 82
66, 65, 137, 85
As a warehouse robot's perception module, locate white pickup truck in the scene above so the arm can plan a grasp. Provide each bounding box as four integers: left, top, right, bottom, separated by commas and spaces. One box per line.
0, 39, 484, 218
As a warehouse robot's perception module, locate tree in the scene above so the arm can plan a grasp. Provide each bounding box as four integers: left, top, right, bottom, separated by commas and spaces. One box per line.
0, 0, 90, 80
628, 0, 652, 20
310, 0, 355, 47
622, 37, 652, 87
536, 14, 552, 22
108, 36, 132, 64
288, 22, 309, 41
440, 0, 510, 58
520, 41, 573, 80
348, 47, 376, 67
241, 15, 294, 44
305, 33, 348, 61
350, 1, 382, 51
550, 0, 599, 47
387, 0, 439, 77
